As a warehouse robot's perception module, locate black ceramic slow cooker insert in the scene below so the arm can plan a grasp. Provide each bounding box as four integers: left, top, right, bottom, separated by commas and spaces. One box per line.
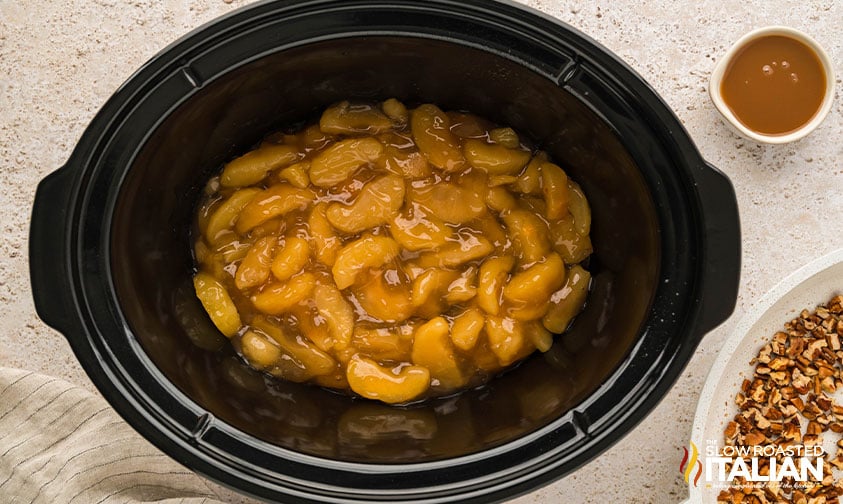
29, 1, 741, 502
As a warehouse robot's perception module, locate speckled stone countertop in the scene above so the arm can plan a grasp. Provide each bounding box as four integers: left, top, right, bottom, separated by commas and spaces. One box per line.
1, 1, 841, 502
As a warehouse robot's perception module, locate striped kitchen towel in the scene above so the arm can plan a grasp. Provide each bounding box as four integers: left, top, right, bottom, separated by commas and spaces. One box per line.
0, 367, 225, 504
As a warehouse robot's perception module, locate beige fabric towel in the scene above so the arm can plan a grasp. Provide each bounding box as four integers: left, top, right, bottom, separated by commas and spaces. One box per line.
0, 367, 225, 504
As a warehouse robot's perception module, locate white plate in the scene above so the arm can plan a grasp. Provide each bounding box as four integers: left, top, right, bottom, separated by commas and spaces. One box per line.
684, 249, 843, 503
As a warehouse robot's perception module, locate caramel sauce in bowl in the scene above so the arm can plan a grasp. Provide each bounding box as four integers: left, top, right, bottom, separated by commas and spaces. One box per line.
710, 26, 835, 144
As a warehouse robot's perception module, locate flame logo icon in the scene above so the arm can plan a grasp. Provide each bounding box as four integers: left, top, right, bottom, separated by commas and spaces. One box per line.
679, 441, 703, 487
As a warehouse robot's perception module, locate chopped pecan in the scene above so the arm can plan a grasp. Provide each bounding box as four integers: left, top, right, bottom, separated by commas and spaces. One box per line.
779, 403, 798, 418
816, 363, 834, 378
770, 371, 789, 385
830, 449, 843, 470
788, 337, 807, 357
741, 378, 752, 394
820, 376, 836, 393
769, 356, 792, 371
816, 394, 832, 410
802, 402, 822, 420
802, 433, 822, 446
804, 339, 827, 359
754, 411, 771, 430
768, 388, 783, 407
782, 421, 802, 442
725, 421, 739, 439
744, 430, 766, 445
828, 295, 843, 313
792, 368, 812, 394
756, 343, 773, 363
750, 382, 768, 403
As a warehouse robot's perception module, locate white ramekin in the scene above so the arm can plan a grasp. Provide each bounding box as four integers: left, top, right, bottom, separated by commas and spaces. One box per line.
709, 26, 835, 144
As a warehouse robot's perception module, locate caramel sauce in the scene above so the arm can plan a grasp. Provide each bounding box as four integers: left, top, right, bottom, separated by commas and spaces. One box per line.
721, 35, 826, 135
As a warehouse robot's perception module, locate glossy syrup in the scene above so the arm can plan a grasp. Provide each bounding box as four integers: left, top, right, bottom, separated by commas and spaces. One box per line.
721, 35, 826, 135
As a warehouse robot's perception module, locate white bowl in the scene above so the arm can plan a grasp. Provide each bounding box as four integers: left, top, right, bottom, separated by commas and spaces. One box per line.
709, 26, 835, 144
684, 249, 843, 503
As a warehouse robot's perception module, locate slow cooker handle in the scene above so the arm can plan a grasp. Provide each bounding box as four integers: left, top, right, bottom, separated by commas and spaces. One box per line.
693, 161, 741, 336
29, 166, 76, 334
